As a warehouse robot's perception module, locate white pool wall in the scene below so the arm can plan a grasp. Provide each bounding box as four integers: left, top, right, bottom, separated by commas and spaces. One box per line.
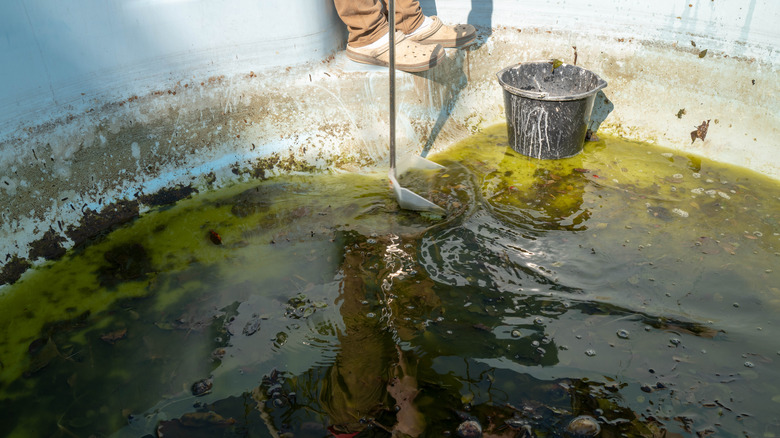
0, 0, 778, 284
0, 0, 345, 134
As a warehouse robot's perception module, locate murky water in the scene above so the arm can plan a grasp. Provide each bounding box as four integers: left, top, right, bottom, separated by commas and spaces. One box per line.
1, 124, 779, 437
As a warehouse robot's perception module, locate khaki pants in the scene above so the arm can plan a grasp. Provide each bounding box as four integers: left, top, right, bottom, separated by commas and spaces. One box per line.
333, 0, 425, 47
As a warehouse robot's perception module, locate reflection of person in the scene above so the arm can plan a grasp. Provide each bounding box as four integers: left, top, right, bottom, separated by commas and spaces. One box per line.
321, 233, 432, 436
333, 0, 476, 72
319, 236, 395, 433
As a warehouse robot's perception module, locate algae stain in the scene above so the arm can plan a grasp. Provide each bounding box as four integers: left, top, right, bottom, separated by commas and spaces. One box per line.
428, 124, 779, 303
0, 172, 415, 387
0, 245, 150, 385
0, 186, 243, 386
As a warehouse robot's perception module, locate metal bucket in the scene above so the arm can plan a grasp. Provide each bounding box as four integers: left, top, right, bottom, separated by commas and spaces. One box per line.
497, 61, 607, 159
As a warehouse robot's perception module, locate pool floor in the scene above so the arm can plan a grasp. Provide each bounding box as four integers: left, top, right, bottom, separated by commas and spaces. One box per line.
1, 124, 779, 437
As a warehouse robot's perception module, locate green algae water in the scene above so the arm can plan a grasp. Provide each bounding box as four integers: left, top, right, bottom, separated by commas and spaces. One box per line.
1, 124, 779, 437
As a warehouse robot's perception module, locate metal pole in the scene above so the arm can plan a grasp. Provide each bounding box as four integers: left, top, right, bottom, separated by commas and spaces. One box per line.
388, 0, 396, 173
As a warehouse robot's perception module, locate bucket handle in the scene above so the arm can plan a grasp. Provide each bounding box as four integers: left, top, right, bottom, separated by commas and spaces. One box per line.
496, 62, 608, 102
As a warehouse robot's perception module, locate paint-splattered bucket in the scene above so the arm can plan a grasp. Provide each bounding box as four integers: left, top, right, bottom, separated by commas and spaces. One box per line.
497, 61, 607, 159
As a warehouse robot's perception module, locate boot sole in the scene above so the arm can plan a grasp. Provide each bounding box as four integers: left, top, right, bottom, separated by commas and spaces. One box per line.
346, 49, 444, 73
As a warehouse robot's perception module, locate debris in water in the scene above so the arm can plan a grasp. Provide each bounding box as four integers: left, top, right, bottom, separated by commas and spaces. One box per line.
242, 313, 261, 336
191, 378, 213, 396
566, 415, 601, 437
698, 49, 708, 58
274, 331, 288, 347
473, 323, 492, 332
208, 230, 222, 245
181, 411, 235, 427
284, 293, 320, 319
100, 328, 127, 344
157, 411, 236, 436
328, 427, 360, 438
676, 108, 687, 118
456, 420, 483, 438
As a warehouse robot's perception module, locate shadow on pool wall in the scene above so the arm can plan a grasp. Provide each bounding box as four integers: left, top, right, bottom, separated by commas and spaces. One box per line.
0, 0, 779, 286
588, 91, 615, 135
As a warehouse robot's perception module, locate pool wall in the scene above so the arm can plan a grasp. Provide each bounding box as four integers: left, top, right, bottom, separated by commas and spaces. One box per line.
1, 0, 778, 285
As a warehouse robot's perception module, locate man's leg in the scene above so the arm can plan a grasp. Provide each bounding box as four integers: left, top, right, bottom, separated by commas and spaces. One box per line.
333, 0, 389, 48
393, 0, 425, 35
333, 0, 444, 72
332, 0, 424, 44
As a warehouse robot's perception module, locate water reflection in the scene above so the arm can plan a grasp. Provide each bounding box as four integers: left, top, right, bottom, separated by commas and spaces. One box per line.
202, 222, 725, 437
